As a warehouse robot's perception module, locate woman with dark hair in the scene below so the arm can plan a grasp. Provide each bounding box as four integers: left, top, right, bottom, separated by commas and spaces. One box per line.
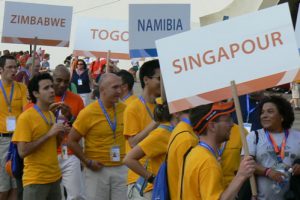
243, 95, 300, 200
123, 100, 176, 199
71, 59, 91, 106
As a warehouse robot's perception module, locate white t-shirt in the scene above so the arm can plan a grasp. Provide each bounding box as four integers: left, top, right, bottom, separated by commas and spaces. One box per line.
242, 128, 300, 200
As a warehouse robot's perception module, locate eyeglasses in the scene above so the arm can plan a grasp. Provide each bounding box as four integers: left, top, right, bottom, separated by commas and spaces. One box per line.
149, 76, 160, 81
77, 63, 84, 66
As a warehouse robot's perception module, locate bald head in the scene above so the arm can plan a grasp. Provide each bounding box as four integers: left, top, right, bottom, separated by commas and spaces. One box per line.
53, 64, 71, 96
53, 64, 70, 78
98, 73, 122, 106
98, 73, 120, 90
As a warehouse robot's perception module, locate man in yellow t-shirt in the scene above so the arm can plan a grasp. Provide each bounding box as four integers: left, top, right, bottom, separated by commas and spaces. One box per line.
181, 102, 255, 200
167, 111, 198, 200
123, 59, 161, 199
220, 124, 247, 188
68, 73, 127, 200
116, 69, 138, 106
124, 101, 174, 199
12, 73, 68, 200
0, 55, 27, 200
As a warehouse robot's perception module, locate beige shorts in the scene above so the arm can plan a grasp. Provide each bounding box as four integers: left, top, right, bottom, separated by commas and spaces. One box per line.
0, 137, 17, 192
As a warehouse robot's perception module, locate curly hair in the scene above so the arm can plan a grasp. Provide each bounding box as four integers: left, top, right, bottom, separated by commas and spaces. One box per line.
258, 95, 294, 129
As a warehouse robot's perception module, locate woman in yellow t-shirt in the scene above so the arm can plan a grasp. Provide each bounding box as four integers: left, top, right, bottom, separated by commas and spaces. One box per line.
123, 101, 177, 198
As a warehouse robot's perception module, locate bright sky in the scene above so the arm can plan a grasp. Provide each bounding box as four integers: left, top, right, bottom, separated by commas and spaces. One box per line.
0, 0, 235, 69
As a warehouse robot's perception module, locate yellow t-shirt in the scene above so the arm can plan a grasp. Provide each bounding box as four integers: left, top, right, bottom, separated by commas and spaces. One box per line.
182, 146, 224, 200
220, 124, 245, 188
139, 122, 172, 176
0, 81, 27, 133
73, 101, 126, 166
167, 121, 198, 200
123, 94, 138, 106
123, 97, 155, 191
12, 107, 61, 186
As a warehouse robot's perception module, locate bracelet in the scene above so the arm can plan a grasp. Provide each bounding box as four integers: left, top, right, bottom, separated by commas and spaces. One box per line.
265, 168, 272, 177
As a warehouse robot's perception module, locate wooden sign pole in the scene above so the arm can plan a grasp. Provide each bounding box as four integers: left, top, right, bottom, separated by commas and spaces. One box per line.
31, 37, 38, 76
106, 50, 111, 73
230, 80, 257, 198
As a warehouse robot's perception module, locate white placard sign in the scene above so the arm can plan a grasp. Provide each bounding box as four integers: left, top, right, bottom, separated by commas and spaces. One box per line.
156, 3, 300, 113
129, 4, 190, 58
73, 17, 130, 59
1, 1, 72, 47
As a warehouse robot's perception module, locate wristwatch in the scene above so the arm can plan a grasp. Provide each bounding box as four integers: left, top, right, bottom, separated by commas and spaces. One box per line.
147, 174, 156, 184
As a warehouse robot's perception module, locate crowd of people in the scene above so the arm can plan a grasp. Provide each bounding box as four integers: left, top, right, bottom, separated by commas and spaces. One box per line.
0, 49, 300, 200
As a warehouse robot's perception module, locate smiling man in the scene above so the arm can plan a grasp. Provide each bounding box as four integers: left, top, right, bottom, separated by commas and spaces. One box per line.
50, 65, 86, 200
12, 73, 69, 200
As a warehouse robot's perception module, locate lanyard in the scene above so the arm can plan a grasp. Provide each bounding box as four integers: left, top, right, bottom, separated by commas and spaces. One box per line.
0, 81, 14, 113
122, 92, 132, 102
158, 124, 174, 132
98, 99, 117, 139
265, 129, 289, 162
139, 95, 154, 120
34, 104, 53, 126
55, 92, 67, 123
219, 142, 227, 157
246, 95, 257, 123
199, 141, 221, 160
182, 117, 191, 125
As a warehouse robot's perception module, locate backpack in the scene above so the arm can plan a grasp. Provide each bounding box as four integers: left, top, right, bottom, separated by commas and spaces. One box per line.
5, 142, 24, 179
152, 131, 193, 200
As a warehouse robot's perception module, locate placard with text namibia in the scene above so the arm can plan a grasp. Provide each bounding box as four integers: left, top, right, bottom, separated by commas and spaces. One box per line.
1, 1, 72, 47
156, 3, 300, 113
129, 4, 190, 58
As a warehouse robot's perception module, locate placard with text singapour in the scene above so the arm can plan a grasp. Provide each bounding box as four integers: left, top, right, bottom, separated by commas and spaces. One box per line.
156, 3, 300, 113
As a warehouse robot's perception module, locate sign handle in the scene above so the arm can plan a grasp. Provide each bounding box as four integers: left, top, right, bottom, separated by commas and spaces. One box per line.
106, 50, 111, 73
230, 80, 258, 197
31, 37, 38, 76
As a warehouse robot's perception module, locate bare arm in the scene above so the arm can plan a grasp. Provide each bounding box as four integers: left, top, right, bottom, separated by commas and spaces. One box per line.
68, 127, 102, 171
220, 156, 256, 200
242, 156, 286, 183
17, 123, 66, 158
123, 146, 151, 179
127, 121, 159, 148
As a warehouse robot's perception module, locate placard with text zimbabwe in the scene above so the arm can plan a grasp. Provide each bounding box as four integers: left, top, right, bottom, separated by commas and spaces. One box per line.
1, 1, 72, 47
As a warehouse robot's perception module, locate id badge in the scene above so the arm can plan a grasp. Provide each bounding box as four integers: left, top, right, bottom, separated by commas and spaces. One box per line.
78, 79, 83, 86
61, 144, 69, 160
110, 145, 120, 162
243, 123, 252, 133
135, 176, 147, 196
6, 116, 16, 132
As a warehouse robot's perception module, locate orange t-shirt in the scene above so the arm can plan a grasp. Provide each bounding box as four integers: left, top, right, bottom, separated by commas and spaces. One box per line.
55, 91, 84, 154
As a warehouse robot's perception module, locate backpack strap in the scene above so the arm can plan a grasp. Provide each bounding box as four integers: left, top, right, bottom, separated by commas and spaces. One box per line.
165, 131, 192, 160
180, 146, 193, 200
